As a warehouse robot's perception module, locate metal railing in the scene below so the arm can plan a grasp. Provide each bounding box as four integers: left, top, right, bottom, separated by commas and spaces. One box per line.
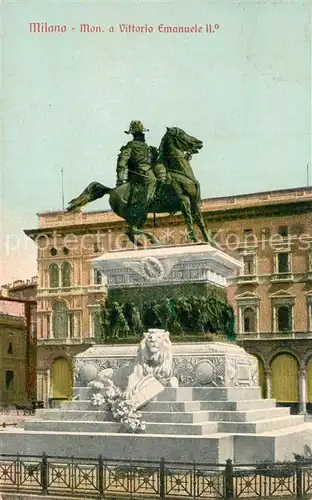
236, 275, 258, 284
271, 272, 294, 281
237, 331, 312, 341
0, 454, 312, 499
36, 338, 90, 346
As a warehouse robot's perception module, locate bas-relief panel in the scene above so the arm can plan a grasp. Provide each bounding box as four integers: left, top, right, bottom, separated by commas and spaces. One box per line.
74, 345, 258, 388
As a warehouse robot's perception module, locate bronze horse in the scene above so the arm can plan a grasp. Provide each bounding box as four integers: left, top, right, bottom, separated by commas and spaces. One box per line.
67, 127, 214, 246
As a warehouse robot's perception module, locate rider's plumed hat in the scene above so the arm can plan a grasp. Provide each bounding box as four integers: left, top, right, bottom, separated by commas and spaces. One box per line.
124, 120, 149, 135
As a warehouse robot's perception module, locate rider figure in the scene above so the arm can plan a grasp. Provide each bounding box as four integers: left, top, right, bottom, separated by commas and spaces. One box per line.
116, 120, 166, 217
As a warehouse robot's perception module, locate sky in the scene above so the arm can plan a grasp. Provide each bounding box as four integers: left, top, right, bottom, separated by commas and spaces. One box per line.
1, 0, 311, 284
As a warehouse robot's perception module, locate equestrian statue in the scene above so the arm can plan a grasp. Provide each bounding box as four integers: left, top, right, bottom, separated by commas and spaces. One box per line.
67, 120, 215, 246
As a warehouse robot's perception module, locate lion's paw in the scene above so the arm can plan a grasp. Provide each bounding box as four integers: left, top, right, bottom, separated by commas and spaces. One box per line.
88, 380, 105, 391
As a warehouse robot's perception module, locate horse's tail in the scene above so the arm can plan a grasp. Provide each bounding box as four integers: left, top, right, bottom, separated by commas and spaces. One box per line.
67, 181, 112, 212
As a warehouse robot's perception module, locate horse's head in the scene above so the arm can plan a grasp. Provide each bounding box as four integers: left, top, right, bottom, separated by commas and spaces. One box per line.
166, 127, 203, 155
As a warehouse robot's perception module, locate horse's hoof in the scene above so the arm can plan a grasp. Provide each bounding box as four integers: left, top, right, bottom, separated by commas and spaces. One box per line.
150, 236, 161, 245
189, 234, 198, 243
135, 239, 144, 247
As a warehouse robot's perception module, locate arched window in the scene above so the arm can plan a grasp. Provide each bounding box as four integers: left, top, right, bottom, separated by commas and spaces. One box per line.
243, 307, 257, 333
94, 269, 102, 285
49, 264, 59, 288
90, 307, 102, 338
52, 301, 69, 338
61, 262, 72, 288
93, 311, 102, 338
5, 371, 14, 390
271, 353, 299, 403
277, 306, 291, 332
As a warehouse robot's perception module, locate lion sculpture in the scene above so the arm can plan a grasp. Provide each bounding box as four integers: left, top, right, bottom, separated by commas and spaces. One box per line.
125, 329, 179, 397
88, 329, 178, 401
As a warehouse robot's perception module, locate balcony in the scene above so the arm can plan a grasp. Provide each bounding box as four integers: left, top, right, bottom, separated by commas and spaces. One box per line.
37, 286, 84, 297
87, 284, 107, 293
271, 239, 292, 251
37, 337, 93, 346
271, 272, 294, 282
237, 331, 312, 341
0, 314, 26, 326
37, 285, 106, 297
236, 274, 258, 284
237, 242, 258, 252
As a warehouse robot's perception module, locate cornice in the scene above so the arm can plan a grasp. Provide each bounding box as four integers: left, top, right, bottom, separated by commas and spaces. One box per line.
24, 199, 312, 240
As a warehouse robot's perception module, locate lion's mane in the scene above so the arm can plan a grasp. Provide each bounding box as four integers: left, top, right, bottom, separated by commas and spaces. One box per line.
135, 329, 173, 380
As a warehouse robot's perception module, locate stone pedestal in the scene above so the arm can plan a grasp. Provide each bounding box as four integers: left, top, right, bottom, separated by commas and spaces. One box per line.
74, 342, 259, 389
92, 243, 242, 304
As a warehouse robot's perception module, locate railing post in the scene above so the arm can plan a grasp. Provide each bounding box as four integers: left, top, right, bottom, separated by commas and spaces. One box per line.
225, 458, 234, 500
40, 453, 48, 495
129, 458, 133, 495
193, 461, 197, 498
16, 453, 20, 491
159, 457, 165, 499
296, 464, 303, 500
98, 454, 104, 498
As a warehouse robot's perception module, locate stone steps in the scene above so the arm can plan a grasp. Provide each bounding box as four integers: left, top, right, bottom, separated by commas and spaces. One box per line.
0, 428, 234, 462
73, 386, 263, 401
233, 422, 312, 463
3, 423, 312, 464
155, 387, 262, 401
34, 410, 111, 422
60, 400, 106, 411
10, 383, 308, 464
28, 411, 302, 435
200, 399, 277, 411
33, 389, 297, 436
61, 398, 277, 413
23, 419, 219, 435
34, 409, 210, 424
2, 385, 312, 464
206, 407, 290, 422
218, 415, 304, 434
52, 400, 286, 429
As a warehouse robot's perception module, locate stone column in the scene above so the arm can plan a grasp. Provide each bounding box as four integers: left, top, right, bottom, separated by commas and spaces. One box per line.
43, 370, 50, 408
74, 313, 81, 338
47, 313, 52, 339
265, 368, 272, 399
238, 307, 243, 334
272, 307, 277, 333
36, 371, 44, 402
299, 368, 307, 415
256, 307, 260, 335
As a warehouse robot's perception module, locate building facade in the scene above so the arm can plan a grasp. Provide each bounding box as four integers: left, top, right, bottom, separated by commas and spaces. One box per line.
0, 279, 38, 404
0, 300, 29, 405
24, 186, 312, 411
24, 220, 108, 406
